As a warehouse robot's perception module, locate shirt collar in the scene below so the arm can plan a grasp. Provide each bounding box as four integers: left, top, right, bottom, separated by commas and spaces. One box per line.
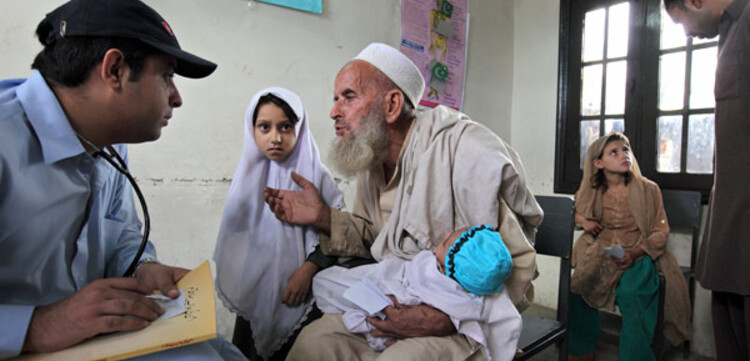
725, 0, 749, 21
16, 70, 87, 164
721, 0, 749, 37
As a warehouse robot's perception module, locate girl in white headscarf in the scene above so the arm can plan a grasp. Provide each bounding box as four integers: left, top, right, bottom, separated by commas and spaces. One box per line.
214, 87, 344, 360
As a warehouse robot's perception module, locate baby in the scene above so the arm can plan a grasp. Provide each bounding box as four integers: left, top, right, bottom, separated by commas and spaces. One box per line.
313, 225, 518, 360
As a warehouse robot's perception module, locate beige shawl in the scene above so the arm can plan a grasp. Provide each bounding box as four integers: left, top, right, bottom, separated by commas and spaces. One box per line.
366, 105, 543, 311
571, 133, 691, 346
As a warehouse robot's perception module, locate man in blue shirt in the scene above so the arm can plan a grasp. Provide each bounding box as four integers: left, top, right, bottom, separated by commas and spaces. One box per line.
0, 0, 244, 359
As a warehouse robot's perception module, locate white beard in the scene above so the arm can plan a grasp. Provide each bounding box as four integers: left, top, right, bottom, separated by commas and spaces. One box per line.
329, 110, 389, 178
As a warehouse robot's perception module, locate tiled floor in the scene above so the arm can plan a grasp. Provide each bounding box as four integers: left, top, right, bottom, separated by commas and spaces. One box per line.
523, 305, 715, 361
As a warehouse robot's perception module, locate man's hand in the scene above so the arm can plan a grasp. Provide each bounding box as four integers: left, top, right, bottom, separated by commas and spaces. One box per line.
23, 278, 163, 353
282, 261, 320, 306
135, 263, 190, 298
264, 171, 331, 232
366, 296, 456, 344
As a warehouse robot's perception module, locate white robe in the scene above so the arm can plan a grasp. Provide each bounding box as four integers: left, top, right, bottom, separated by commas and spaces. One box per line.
357, 106, 542, 310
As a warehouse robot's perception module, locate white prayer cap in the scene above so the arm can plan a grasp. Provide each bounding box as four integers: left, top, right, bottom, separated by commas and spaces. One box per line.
353, 43, 425, 109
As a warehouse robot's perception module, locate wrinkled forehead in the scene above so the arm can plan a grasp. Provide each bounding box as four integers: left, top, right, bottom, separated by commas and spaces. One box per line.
334, 61, 382, 94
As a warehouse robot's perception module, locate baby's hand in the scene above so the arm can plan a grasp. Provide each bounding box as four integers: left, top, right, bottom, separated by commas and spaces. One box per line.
281, 261, 319, 306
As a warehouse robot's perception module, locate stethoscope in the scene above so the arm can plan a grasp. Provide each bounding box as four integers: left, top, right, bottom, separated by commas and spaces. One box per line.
77, 133, 150, 278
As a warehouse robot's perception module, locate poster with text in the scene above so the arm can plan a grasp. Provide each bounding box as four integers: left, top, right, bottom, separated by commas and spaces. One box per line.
401, 0, 468, 110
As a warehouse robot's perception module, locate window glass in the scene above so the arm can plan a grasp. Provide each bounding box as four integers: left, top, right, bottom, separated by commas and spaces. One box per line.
659, 52, 686, 111
607, 3, 630, 58
605, 118, 624, 134
583, 8, 606, 62
605, 61, 627, 115
690, 47, 718, 109
580, 120, 601, 168
658, 116, 683, 173
582, 64, 603, 115
687, 114, 715, 174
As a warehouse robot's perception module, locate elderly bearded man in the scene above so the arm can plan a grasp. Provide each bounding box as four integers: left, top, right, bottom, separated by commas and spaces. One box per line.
265, 43, 543, 361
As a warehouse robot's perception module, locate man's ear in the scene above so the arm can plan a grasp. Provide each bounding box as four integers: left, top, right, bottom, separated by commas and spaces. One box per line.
687, 0, 703, 10
383, 89, 404, 125
99, 48, 128, 90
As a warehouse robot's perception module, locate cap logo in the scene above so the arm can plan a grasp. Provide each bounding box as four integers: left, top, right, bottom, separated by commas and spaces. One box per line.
161, 21, 174, 37
59, 21, 67, 37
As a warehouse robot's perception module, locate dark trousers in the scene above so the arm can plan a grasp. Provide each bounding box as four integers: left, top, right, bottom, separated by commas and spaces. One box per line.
712, 291, 750, 360
232, 305, 323, 361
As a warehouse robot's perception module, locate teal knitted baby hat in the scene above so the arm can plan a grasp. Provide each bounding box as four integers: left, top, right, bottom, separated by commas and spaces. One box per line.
444, 225, 513, 295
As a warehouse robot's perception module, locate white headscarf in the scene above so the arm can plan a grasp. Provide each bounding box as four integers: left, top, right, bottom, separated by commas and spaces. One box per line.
214, 87, 344, 358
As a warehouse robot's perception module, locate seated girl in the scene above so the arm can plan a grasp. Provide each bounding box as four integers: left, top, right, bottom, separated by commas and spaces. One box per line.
569, 132, 691, 361
314, 225, 521, 361
214, 87, 344, 360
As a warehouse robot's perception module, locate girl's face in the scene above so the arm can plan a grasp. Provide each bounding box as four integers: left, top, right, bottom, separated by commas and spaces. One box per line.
254, 103, 297, 161
594, 140, 632, 175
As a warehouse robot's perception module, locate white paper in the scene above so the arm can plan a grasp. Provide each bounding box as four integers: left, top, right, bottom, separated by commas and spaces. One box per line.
603, 244, 625, 259
342, 279, 394, 317
147, 290, 186, 321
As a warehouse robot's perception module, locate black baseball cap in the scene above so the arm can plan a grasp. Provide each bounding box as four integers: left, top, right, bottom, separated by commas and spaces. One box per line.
41, 0, 217, 78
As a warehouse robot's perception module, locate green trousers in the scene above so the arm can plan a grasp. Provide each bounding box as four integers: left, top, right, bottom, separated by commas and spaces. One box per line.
569, 256, 659, 361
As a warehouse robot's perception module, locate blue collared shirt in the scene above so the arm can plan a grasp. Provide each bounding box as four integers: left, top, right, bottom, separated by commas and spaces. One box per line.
0, 71, 157, 358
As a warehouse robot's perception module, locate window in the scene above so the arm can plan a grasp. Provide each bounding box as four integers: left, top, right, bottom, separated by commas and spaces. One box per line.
555, 0, 716, 199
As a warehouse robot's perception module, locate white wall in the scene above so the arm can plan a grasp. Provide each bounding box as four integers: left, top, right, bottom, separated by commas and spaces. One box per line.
0, 0, 514, 341
511, 0, 716, 357
510, 0, 562, 328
